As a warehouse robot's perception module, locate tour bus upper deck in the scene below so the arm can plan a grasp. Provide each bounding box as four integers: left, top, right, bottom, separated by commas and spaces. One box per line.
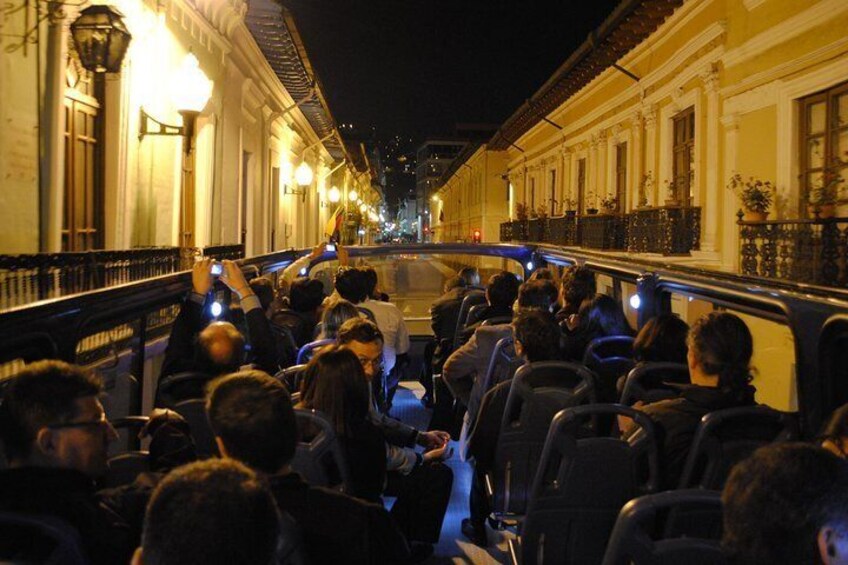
0, 241, 847, 437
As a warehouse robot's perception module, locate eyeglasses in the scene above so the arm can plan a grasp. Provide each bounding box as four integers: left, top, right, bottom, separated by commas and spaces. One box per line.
48, 412, 111, 431
358, 356, 384, 371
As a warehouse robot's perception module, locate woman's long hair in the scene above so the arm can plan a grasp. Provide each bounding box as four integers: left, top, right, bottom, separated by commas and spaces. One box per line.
688, 311, 756, 402
634, 314, 690, 364
320, 299, 361, 340
579, 294, 634, 337
299, 347, 370, 437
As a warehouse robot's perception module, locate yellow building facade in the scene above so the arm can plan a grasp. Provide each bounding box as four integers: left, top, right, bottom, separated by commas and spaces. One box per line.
0, 0, 380, 255
434, 0, 848, 270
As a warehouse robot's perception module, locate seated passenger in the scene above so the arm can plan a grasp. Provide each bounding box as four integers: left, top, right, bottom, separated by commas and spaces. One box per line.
335, 267, 410, 409
462, 310, 562, 547
458, 266, 481, 288
159, 259, 277, 398
317, 298, 362, 340
443, 279, 559, 422
299, 347, 452, 556
528, 267, 555, 281
132, 459, 282, 565
362, 265, 390, 302
555, 265, 596, 330
722, 443, 848, 565
0, 360, 193, 565
624, 311, 757, 490
429, 275, 472, 373
461, 271, 520, 338
206, 369, 409, 564
617, 313, 690, 396
561, 293, 634, 363
820, 403, 848, 459
271, 277, 325, 347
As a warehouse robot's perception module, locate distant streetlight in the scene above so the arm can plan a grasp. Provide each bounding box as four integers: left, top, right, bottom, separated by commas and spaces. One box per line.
328, 186, 341, 203
348, 190, 359, 202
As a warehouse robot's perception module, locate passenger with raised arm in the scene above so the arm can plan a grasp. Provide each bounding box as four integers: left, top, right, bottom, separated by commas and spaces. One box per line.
158, 259, 277, 401
722, 443, 848, 565
0, 360, 194, 565
132, 459, 283, 565
206, 369, 409, 564
623, 311, 757, 490
443, 279, 559, 424
461, 310, 563, 547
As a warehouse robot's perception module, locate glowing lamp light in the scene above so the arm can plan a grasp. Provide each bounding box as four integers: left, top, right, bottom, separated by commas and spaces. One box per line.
348, 190, 359, 202
172, 52, 213, 113
299, 267, 308, 276
295, 162, 313, 187
328, 186, 341, 203
281, 161, 293, 183
629, 294, 642, 310
431, 195, 440, 203
209, 301, 223, 318
526, 261, 534, 272
359, 203, 368, 213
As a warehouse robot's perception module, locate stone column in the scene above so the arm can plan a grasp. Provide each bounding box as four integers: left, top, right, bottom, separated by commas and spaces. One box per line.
631, 110, 644, 208
721, 113, 741, 271
597, 130, 608, 202
589, 134, 599, 208
702, 65, 720, 253
643, 105, 658, 206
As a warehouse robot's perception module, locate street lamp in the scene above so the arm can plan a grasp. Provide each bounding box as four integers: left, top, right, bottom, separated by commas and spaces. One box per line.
328, 186, 341, 203
70, 5, 132, 73
295, 161, 313, 187
348, 190, 358, 202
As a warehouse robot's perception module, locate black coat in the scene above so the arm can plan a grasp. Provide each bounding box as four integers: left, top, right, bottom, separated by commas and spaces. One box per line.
429, 287, 471, 370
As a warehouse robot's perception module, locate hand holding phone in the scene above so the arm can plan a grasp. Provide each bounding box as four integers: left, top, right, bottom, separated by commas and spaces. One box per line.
210, 262, 223, 276
326, 243, 336, 252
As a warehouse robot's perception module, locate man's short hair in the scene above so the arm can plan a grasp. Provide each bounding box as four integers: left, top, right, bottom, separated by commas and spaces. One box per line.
458, 267, 480, 286
561, 266, 596, 309
334, 267, 368, 304
196, 322, 245, 376
206, 370, 296, 474
249, 277, 275, 312
361, 266, 379, 296
722, 443, 848, 565
141, 458, 280, 565
289, 277, 325, 313
487, 272, 520, 309
517, 280, 559, 312
512, 310, 561, 362
0, 360, 101, 461
337, 318, 383, 346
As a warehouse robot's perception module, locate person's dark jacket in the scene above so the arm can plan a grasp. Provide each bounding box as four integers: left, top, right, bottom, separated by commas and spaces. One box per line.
340, 420, 389, 503
0, 467, 133, 565
430, 286, 471, 371
269, 472, 410, 564
633, 384, 756, 490
159, 293, 278, 399
460, 304, 515, 343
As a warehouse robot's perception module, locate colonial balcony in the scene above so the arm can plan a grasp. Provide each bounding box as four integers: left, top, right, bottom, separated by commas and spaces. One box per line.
738, 216, 848, 287
500, 207, 700, 255
0, 244, 245, 311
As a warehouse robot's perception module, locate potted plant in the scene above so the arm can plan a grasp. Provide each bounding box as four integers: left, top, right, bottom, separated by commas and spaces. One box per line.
600, 194, 619, 214
586, 190, 599, 215
638, 172, 653, 208
727, 173, 774, 221
805, 166, 843, 219
515, 202, 529, 222
663, 177, 680, 206
563, 197, 578, 218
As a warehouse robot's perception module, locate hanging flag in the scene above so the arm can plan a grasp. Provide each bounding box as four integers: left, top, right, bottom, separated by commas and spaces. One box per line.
325, 206, 344, 241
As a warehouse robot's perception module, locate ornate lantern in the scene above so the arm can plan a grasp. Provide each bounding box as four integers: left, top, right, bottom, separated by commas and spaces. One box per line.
70, 5, 132, 73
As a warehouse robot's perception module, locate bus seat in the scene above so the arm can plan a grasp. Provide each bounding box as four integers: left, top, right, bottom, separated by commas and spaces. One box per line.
275, 364, 307, 394
104, 416, 150, 488
678, 405, 800, 490
0, 512, 90, 565
172, 398, 219, 459
480, 315, 514, 327
601, 489, 726, 565
293, 409, 351, 492
509, 404, 659, 565
619, 363, 689, 406
486, 362, 595, 520
453, 291, 487, 349
583, 336, 636, 403
155, 371, 213, 408
269, 322, 299, 369
296, 339, 334, 365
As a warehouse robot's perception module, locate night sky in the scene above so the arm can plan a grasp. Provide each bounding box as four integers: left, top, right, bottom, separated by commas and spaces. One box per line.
282, 0, 620, 202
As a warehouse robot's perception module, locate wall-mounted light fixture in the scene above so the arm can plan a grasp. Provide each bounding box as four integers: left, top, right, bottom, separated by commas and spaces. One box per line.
348, 190, 359, 203
70, 4, 132, 73
328, 186, 341, 203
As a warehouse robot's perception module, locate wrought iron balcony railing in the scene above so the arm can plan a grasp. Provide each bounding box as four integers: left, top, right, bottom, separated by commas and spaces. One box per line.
628, 206, 701, 255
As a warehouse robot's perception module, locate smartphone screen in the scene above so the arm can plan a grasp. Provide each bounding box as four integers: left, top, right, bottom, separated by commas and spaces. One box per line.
326, 244, 336, 252
210, 263, 223, 276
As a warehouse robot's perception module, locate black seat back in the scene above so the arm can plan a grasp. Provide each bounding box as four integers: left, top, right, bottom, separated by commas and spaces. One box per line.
466, 303, 488, 327
155, 371, 213, 408
620, 363, 690, 406
173, 398, 219, 459
293, 409, 351, 491
103, 416, 150, 488
453, 291, 486, 349
271, 309, 310, 347
0, 512, 90, 565
481, 315, 514, 327
583, 336, 636, 403
270, 322, 299, 368
275, 364, 307, 394
491, 362, 595, 517
601, 489, 726, 565
679, 405, 800, 490
480, 337, 521, 399
517, 404, 659, 565
296, 338, 334, 365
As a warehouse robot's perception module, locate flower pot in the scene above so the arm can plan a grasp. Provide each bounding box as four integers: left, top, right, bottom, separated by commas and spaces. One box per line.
586, 208, 599, 215
808, 203, 836, 219
565, 210, 576, 219
664, 198, 680, 207
743, 210, 768, 222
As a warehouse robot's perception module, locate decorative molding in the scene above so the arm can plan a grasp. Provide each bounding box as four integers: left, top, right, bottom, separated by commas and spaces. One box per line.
720, 113, 740, 131
701, 62, 720, 93
722, 0, 848, 68
723, 80, 780, 116
643, 104, 658, 129
743, 0, 767, 10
